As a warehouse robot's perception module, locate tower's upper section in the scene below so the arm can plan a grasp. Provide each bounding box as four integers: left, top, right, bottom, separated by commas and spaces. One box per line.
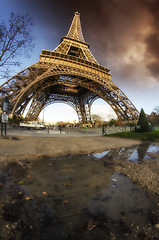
66, 11, 85, 43
40, 11, 110, 72
52, 12, 98, 64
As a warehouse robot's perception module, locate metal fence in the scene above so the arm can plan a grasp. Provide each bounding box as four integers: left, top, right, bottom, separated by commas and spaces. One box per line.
6, 125, 134, 137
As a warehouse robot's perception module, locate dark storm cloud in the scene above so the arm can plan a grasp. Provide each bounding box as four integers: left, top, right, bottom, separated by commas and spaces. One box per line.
146, 33, 159, 60
140, 0, 159, 78
147, 61, 159, 78
14, 0, 159, 86
145, 33, 159, 77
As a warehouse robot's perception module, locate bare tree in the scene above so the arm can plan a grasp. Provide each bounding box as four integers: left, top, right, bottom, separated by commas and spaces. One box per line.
148, 106, 159, 124
0, 13, 34, 78
154, 106, 159, 115
92, 114, 104, 126
92, 114, 103, 122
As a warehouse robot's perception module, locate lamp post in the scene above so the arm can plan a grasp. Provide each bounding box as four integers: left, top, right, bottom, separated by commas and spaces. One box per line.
1, 97, 10, 136
124, 118, 126, 138
43, 109, 45, 123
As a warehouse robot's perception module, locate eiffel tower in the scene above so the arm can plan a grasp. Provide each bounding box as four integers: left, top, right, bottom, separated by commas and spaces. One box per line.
0, 12, 139, 123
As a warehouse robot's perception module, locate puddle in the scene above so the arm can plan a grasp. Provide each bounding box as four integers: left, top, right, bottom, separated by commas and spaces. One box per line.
0, 147, 159, 239
92, 143, 159, 163
88, 172, 153, 224
147, 145, 159, 153
92, 150, 110, 159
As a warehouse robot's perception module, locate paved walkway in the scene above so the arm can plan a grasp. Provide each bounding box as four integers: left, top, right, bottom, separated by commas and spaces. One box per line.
6, 126, 132, 137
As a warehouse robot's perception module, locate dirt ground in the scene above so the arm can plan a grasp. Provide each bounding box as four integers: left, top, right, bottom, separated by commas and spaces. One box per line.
0, 135, 159, 198
1, 135, 159, 239
0, 135, 141, 162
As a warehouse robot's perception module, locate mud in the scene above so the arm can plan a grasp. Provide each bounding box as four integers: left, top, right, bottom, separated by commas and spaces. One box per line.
0, 141, 159, 239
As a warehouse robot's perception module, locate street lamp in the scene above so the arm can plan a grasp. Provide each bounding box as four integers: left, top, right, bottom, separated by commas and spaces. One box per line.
43, 109, 45, 123
1, 97, 10, 136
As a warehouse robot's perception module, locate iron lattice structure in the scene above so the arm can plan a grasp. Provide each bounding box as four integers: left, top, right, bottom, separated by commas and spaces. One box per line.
0, 12, 139, 123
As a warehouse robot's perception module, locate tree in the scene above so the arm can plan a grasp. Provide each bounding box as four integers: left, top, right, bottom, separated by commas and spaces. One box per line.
0, 13, 34, 78
154, 106, 159, 115
148, 106, 159, 125
115, 119, 122, 126
92, 114, 103, 126
136, 108, 151, 132
148, 112, 159, 125
109, 118, 116, 126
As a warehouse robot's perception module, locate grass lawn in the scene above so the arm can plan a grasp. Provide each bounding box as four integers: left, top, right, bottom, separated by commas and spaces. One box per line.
108, 129, 159, 141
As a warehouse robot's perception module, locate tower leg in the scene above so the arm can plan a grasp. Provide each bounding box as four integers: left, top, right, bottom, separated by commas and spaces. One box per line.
75, 98, 92, 124
25, 94, 46, 121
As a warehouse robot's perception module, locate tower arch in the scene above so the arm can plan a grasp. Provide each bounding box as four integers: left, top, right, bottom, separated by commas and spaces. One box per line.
39, 102, 79, 123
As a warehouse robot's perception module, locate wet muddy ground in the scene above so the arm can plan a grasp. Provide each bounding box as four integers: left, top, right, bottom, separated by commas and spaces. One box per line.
0, 142, 159, 239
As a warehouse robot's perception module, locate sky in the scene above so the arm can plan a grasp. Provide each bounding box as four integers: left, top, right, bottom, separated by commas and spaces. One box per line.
0, 0, 159, 123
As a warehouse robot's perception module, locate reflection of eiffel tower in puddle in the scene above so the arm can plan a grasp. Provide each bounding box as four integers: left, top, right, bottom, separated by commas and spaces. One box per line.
136, 142, 150, 161
92, 143, 151, 162
0, 12, 139, 123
